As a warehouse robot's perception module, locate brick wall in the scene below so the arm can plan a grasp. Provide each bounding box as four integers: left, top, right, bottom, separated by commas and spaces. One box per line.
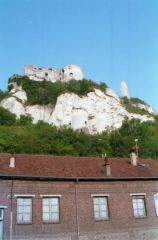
0, 179, 158, 240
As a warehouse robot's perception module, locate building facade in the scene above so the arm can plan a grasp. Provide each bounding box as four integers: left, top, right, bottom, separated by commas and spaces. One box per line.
0, 154, 158, 240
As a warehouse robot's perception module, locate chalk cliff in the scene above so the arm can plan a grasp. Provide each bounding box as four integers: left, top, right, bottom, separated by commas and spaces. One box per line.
0, 81, 155, 134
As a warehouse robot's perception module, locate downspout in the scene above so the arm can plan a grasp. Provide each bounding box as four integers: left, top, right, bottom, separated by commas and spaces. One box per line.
10, 180, 14, 240
75, 178, 80, 240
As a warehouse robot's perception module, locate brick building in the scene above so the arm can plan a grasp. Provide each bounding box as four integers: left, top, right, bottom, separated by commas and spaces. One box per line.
0, 153, 158, 240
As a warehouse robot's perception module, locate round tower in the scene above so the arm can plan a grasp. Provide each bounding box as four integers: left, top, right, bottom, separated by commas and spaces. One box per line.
121, 80, 129, 98
60, 64, 84, 82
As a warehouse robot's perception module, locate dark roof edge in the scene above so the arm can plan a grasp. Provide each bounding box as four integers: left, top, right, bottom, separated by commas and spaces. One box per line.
0, 175, 158, 181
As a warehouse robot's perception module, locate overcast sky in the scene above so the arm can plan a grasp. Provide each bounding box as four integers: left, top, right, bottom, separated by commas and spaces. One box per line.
0, 0, 158, 110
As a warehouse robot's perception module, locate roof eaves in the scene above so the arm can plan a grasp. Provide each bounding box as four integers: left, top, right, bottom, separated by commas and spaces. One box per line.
0, 175, 158, 181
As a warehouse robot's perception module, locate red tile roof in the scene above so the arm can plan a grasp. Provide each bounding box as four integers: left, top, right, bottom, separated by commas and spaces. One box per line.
0, 153, 158, 180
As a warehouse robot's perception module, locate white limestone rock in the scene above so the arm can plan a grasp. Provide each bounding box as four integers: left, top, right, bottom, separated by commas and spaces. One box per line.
71, 108, 88, 130
26, 105, 52, 123
48, 89, 154, 134
9, 82, 23, 93
105, 88, 120, 102
127, 112, 154, 124
12, 90, 27, 104
132, 103, 156, 115
0, 84, 155, 133
0, 97, 26, 118
49, 93, 79, 126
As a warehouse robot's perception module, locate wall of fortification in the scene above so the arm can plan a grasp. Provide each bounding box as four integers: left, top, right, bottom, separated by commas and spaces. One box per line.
24, 65, 60, 82
24, 64, 84, 82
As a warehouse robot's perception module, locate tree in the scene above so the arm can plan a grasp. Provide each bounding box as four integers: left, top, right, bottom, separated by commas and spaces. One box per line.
0, 107, 16, 126
16, 115, 33, 125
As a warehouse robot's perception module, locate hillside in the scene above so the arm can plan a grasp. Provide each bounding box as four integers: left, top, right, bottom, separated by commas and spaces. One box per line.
0, 119, 157, 159
0, 75, 157, 159
0, 75, 156, 134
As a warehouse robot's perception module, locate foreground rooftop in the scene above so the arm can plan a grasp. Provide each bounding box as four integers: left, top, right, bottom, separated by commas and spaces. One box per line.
0, 153, 158, 180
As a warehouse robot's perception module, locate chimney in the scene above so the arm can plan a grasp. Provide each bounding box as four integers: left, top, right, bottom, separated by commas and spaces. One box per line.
130, 152, 137, 166
9, 154, 15, 168
101, 154, 111, 176
105, 164, 111, 176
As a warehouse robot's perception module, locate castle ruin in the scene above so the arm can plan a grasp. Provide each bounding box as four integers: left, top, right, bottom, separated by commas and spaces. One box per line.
121, 80, 129, 98
24, 64, 84, 82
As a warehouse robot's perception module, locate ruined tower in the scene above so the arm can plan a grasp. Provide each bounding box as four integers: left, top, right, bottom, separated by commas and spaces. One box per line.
121, 80, 129, 98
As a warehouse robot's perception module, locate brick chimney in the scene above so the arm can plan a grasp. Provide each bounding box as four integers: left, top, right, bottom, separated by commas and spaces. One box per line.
9, 154, 15, 168
101, 154, 111, 176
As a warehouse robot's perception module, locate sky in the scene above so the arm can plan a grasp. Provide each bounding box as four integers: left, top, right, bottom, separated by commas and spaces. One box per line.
0, 0, 158, 111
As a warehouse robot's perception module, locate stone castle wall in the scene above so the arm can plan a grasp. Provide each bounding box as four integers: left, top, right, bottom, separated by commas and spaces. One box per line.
24, 64, 84, 82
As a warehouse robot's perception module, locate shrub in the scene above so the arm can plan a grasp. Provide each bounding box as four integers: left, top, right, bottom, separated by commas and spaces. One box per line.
130, 97, 147, 105
121, 97, 152, 115
8, 76, 107, 105
0, 107, 16, 126
16, 115, 33, 125
0, 90, 9, 101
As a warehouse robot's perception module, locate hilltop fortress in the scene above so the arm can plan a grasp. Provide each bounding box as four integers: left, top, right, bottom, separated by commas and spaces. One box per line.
0, 64, 155, 133
24, 64, 130, 98
24, 64, 84, 82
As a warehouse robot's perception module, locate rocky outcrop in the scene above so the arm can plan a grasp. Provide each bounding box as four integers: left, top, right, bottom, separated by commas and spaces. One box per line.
0, 86, 155, 134
131, 102, 155, 115
0, 97, 26, 118
26, 105, 53, 123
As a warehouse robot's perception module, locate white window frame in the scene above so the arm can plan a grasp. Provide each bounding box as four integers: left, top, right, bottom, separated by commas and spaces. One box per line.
154, 193, 158, 216
42, 197, 60, 223
40, 195, 61, 198
17, 197, 32, 224
14, 194, 35, 198
93, 196, 109, 221
132, 195, 147, 218
0, 209, 4, 220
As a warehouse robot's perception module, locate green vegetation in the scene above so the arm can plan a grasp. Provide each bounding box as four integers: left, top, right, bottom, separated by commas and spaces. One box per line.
16, 115, 33, 125
0, 122, 111, 156
0, 75, 157, 159
0, 107, 17, 126
121, 97, 152, 115
130, 97, 147, 105
8, 75, 107, 105
0, 108, 33, 126
110, 118, 158, 159
0, 90, 8, 101
0, 118, 158, 159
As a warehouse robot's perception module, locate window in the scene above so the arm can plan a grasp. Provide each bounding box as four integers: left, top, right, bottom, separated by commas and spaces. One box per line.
132, 196, 146, 218
0, 209, 3, 220
45, 72, 48, 77
17, 198, 32, 223
42, 197, 59, 223
93, 196, 109, 221
154, 194, 158, 216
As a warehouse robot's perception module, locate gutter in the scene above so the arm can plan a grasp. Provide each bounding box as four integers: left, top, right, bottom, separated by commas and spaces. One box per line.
0, 175, 158, 181
75, 178, 79, 240
10, 180, 14, 240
